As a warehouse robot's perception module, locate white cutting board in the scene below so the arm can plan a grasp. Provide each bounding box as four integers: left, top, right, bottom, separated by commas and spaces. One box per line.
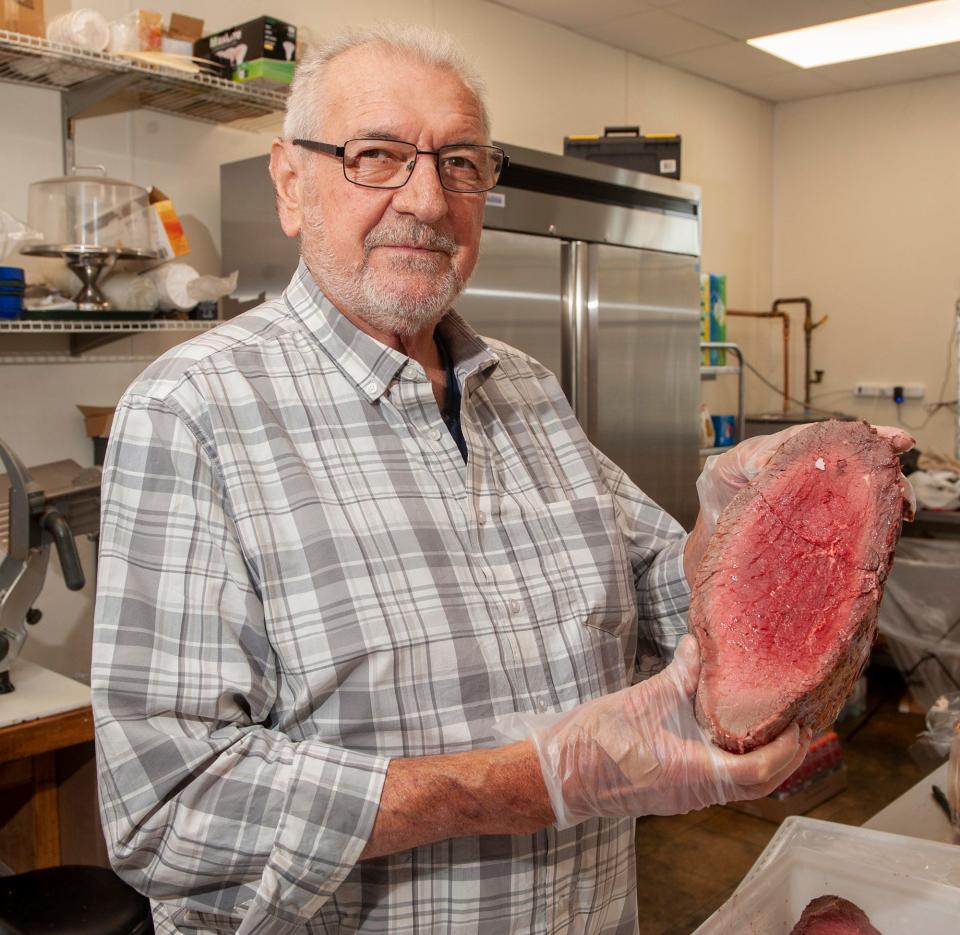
0, 660, 90, 730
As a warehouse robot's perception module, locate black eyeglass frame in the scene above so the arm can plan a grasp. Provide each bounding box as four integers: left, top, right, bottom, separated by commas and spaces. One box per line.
292, 138, 509, 193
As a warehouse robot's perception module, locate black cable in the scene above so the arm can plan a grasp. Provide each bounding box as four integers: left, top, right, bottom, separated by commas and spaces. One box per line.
740, 360, 849, 417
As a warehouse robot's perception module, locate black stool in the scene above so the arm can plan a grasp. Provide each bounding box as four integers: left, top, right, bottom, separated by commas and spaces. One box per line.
0, 865, 152, 934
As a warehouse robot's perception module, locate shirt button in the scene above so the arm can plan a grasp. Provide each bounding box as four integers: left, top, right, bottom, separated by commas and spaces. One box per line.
508, 599, 521, 616
365, 381, 378, 394
477, 510, 486, 526
427, 428, 442, 442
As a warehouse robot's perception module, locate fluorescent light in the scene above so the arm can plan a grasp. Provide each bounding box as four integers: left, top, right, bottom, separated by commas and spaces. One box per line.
748, 0, 960, 68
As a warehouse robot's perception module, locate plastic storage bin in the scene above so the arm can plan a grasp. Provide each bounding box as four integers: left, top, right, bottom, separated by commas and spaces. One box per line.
563, 126, 682, 179
694, 817, 960, 934
878, 537, 960, 709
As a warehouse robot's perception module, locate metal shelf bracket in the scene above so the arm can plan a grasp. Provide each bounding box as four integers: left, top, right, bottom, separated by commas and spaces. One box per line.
61, 71, 140, 171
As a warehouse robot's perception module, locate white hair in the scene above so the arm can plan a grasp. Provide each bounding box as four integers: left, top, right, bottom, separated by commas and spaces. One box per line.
282, 23, 491, 142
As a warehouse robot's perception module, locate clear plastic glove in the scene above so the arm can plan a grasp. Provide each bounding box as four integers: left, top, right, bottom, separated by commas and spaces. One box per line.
493, 635, 810, 829
696, 423, 916, 538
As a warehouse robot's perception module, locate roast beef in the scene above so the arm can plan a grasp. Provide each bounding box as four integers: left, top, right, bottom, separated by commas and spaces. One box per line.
789, 895, 882, 934
690, 421, 906, 753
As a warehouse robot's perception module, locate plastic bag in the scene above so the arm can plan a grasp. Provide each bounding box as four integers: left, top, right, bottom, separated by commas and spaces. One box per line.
949, 722, 960, 831
912, 692, 960, 766
0, 209, 42, 261
187, 270, 238, 303
919, 692, 960, 760
878, 539, 960, 710
909, 470, 960, 511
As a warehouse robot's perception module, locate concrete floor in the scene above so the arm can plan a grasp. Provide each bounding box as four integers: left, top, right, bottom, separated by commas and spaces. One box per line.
634, 665, 928, 934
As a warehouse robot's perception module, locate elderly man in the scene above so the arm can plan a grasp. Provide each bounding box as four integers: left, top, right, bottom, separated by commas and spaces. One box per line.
94, 25, 838, 934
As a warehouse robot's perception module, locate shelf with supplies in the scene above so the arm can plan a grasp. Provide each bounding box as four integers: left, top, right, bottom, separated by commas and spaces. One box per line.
0, 318, 218, 363
0, 30, 287, 169
699, 341, 745, 456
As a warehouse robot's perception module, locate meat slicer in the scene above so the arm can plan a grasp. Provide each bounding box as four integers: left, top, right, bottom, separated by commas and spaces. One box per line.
0, 436, 101, 693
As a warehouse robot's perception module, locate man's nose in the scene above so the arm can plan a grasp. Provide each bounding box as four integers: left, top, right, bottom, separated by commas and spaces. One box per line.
391, 154, 448, 223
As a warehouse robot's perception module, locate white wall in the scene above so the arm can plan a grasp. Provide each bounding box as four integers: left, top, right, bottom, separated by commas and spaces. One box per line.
0, 0, 775, 678
773, 75, 959, 455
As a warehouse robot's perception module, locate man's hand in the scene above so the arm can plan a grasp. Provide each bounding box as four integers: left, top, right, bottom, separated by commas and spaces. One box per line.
697, 423, 915, 539
516, 635, 810, 828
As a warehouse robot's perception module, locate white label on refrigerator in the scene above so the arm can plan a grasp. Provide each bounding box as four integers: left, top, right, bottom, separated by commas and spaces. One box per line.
485, 192, 506, 208
659, 159, 677, 174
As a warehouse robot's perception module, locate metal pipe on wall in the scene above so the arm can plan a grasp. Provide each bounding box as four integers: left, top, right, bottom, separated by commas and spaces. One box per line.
727, 297, 829, 410
726, 308, 790, 412
772, 297, 828, 407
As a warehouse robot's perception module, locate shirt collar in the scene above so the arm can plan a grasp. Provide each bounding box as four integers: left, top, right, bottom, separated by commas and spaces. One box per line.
282, 259, 499, 400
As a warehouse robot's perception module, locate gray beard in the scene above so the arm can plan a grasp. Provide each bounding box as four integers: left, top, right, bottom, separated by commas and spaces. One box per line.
302, 216, 465, 338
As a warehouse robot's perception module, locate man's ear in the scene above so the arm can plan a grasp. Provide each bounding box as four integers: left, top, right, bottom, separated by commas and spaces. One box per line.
269, 139, 303, 238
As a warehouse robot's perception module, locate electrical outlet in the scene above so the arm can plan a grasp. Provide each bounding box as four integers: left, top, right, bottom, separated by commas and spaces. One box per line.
854, 383, 924, 399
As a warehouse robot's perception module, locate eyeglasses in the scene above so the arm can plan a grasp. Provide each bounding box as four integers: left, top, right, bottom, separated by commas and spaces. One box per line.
292, 137, 508, 193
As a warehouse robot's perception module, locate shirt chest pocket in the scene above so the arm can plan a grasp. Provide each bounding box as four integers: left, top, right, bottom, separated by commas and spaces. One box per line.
508, 492, 637, 638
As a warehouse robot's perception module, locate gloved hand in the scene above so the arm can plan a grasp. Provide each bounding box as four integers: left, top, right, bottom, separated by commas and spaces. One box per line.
696, 423, 916, 539
494, 635, 810, 829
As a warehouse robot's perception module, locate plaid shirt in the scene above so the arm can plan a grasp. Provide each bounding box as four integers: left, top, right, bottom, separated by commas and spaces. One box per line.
92, 261, 690, 934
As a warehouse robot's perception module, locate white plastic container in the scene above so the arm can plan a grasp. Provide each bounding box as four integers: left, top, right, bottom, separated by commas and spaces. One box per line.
694, 817, 960, 934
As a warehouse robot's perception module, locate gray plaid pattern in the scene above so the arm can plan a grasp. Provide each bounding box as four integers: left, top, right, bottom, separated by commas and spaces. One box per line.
92, 261, 690, 934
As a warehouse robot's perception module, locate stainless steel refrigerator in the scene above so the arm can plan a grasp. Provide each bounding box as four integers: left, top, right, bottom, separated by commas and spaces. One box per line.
220, 143, 702, 529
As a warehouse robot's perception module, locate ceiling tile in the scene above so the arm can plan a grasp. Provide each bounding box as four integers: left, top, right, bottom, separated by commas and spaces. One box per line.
747, 70, 848, 102
812, 44, 960, 90
865, 0, 933, 9
583, 9, 729, 58
665, 0, 882, 40
489, 0, 652, 31
663, 40, 795, 85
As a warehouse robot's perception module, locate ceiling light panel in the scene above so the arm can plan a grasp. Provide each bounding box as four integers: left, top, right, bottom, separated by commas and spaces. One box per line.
748, 0, 960, 68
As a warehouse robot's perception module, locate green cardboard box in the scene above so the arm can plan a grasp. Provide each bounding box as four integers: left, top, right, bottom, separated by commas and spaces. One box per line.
232, 58, 296, 88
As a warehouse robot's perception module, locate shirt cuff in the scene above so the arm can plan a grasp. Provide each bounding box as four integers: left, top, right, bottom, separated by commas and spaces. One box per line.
237, 741, 390, 934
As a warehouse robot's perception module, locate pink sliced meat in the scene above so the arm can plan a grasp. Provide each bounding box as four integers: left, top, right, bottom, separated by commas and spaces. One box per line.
789, 895, 883, 934
690, 421, 906, 754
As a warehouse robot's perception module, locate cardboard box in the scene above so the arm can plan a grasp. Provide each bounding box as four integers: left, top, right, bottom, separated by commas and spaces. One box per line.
0, 0, 44, 37
77, 405, 116, 438
167, 13, 202, 41
727, 765, 848, 823
194, 16, 297, 77
148, 187, 190, 261
709, 272, 727, 366
161, 13, 202, 56
232, 57, 295, 88
700, 272, 710, 366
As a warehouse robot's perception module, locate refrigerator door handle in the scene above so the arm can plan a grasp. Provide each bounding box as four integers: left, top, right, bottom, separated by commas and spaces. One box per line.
560, 241, 598, 437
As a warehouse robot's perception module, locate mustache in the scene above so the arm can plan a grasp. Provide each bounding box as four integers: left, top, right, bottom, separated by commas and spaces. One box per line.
364, 221, 457, 256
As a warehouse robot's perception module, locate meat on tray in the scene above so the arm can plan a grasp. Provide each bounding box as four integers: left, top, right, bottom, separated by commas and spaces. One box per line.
788, 894, 882, 934
690, 421, 908, 754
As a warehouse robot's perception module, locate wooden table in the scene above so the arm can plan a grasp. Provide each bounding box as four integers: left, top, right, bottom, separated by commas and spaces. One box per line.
0, 660, 93, 869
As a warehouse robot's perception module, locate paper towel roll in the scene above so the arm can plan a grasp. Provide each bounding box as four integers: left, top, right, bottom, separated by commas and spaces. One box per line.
147, 264, 200, 310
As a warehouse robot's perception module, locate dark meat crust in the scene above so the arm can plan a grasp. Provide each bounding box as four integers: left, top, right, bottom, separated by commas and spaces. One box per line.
789, 894, 883, 934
